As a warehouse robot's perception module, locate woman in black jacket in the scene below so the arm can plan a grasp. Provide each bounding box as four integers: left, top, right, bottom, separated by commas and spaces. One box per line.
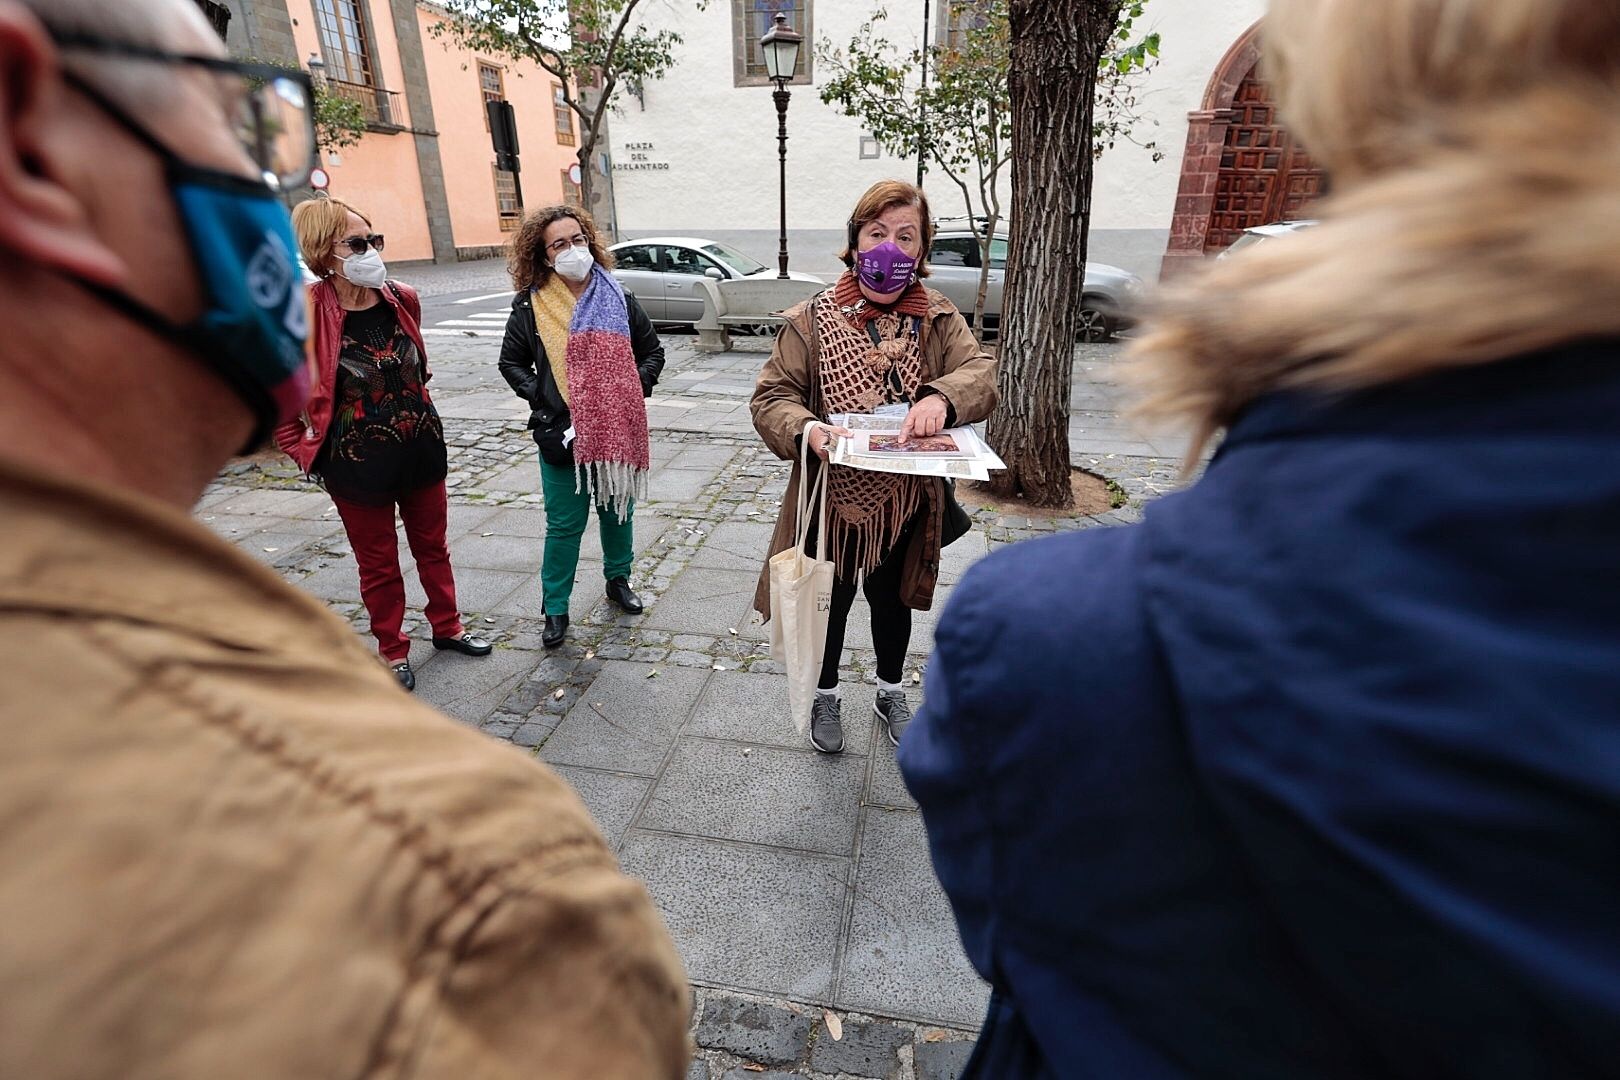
498, 206, 664, 648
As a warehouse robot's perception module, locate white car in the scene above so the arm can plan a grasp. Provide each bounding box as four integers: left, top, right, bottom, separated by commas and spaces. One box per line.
609, 236, 822, 328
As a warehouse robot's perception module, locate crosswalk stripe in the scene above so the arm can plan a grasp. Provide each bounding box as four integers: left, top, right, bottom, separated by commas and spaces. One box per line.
453, 292, 514, 304
423, 328, 503, 338
433, 320, 509, 328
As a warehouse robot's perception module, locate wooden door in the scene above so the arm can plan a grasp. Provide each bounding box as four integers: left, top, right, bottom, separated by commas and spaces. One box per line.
1204, 66, 1325, 253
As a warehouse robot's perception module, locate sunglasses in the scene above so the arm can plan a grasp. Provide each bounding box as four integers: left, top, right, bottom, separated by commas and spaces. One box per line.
338, 234, 386, 256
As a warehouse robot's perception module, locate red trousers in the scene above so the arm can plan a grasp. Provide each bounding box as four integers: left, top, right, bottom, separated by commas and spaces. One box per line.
330, 481, 463, 663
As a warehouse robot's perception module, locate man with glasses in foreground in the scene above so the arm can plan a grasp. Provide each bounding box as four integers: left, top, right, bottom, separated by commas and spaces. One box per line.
0, 2, 688, 1075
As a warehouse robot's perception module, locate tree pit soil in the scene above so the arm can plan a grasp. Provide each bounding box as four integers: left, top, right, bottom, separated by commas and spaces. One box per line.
957, 467, 1121, 519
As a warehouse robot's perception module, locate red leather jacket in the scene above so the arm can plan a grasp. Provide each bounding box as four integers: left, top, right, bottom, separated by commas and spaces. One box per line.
273, 278, 431, 474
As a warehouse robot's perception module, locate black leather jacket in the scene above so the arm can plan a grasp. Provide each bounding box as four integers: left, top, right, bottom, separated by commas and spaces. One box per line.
497, 286, 665, 466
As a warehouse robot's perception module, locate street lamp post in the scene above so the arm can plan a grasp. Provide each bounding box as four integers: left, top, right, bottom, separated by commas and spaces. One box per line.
760, 12, 802, 280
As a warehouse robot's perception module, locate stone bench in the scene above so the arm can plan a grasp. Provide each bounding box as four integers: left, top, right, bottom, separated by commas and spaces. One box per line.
691, 277, 826, 353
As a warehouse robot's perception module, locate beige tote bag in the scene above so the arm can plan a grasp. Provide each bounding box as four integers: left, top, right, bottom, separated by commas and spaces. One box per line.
769, 421, 835, 735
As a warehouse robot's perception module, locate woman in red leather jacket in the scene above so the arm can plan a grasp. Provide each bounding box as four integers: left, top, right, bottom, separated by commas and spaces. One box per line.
274, 194, 490, 691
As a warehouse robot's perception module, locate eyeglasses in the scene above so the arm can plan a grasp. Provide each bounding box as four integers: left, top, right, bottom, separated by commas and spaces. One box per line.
49, 30, 317, 191
337, 234, 386, 256
545, 235, 590, 255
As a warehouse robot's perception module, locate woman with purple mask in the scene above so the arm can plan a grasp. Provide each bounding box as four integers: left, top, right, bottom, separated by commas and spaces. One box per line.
751, 180, 998, 755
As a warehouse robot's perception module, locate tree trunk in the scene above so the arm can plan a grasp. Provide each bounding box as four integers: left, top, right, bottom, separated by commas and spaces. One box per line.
984, 0, 1122, 508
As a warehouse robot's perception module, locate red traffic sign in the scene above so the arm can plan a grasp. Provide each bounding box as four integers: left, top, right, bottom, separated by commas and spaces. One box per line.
568, 162, 582, 186
309, 167, 330, 191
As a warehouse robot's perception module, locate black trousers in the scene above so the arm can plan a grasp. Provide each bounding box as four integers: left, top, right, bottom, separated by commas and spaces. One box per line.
818, 526, 913, 690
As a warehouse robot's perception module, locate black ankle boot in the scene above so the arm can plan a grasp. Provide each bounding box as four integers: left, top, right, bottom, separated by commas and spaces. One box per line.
543, 614, 569, 649
606, 577, 644, 615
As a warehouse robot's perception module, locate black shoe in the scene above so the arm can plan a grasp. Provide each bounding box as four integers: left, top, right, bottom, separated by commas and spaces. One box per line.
606, 577, 644, 615
391, 661, 415, 692
810, 694, 844, 754
876, 689, 913, 746
542, 614, 570, 649
433, 633, 493, 656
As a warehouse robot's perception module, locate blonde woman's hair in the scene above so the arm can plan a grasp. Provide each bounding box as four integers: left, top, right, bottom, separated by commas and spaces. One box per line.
1129, 0, 1620, 466
292, 194, 372, 278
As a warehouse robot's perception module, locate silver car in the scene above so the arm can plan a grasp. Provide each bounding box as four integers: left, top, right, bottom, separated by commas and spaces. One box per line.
608, 236, 823, 329
1216, 220, 1320, 260
927, 226, 1145, 341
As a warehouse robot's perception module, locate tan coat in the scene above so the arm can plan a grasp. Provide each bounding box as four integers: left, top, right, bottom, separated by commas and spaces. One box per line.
0, 460, 689, 1079
750, 288, 998, 617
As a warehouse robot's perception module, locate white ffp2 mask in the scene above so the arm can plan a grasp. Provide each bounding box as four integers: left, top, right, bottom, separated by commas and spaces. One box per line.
553, 246, 595, 283
340, 248, 388, 289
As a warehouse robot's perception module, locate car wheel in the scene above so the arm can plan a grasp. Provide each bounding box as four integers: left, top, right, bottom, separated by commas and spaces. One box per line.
745, 322, 779, 338
1078, 299, 1115, 343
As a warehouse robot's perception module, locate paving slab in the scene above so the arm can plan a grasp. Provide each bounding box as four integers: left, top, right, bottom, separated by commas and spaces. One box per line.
486, 562, 597, 620
482, 460, 542, 494
413, 646, 541, 726
444, 530, 544, 572
478, 506, 549, 538
866, 739, 916, 811
809, 1015, 911, 1077
839, 809, 989, 1026
693, 996, 812, 1068
688, 520, 776, 573
403, 566, 529, 616
579, 513, 670, 563
685, 671, 873, 756
938, 529, 989, 585
647, 468, 715, 503
548, 765, 651, 849
206, 488, 310, 515
639, 738, 865, 857
642, 566, 756, 637
539, 662, 708, 776
238, 531, 320, 565
667, 445, 741, 471
620, 831, 847, 1001
914, 1038, 977, 1080
443, 504, 502, 538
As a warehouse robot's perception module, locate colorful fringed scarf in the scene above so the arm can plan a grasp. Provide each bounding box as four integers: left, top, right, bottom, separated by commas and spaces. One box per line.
530, 266, 649, 522
816, 272, 929, 577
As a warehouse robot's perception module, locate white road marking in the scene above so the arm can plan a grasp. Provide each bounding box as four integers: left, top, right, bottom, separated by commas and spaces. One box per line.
432, 320, 509, 328
422, 328, 503, 338
453, 292, 514, 304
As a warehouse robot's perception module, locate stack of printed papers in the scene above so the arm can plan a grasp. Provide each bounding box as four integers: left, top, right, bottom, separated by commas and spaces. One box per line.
828, 412, 1007, 481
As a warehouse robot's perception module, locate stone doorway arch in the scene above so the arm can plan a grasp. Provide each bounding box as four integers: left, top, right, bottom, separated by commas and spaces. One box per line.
1159, 22, 1324, 277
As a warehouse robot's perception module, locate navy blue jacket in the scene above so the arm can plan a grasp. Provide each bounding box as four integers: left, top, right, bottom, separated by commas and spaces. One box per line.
900, 342, 1620, 1079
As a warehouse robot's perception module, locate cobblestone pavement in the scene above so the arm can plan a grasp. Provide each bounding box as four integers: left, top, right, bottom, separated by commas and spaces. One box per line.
201, 308, 1188, 1078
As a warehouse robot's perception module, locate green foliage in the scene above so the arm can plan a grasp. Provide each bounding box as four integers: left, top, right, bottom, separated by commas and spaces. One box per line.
819, 0, 1162, 176
314, 85, 367, 152
820, 3, 1015, 336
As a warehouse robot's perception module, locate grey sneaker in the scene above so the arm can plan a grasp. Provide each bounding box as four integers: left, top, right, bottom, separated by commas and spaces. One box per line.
810, 694, 844, 754
876, 690, 913, 746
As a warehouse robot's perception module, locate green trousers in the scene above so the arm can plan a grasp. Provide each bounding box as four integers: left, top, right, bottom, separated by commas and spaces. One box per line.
539, 455, 635, 616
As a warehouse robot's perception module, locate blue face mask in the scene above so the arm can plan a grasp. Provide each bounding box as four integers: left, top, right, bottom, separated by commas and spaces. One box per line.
63, 75, 311, 450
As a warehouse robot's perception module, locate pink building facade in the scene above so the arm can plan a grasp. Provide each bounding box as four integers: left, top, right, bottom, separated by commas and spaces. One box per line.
214, 0, 582, 264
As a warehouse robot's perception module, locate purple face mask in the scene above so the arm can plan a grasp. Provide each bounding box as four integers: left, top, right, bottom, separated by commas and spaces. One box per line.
855, 241, 919, 295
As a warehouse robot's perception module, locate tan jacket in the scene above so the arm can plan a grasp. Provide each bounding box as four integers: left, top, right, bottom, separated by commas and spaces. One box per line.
750, 288, 998, 616
0, 460, 689, 1079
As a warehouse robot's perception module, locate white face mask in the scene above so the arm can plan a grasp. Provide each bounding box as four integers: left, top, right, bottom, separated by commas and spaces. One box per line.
340, 248, 388, 289
553, 245, 595, 283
